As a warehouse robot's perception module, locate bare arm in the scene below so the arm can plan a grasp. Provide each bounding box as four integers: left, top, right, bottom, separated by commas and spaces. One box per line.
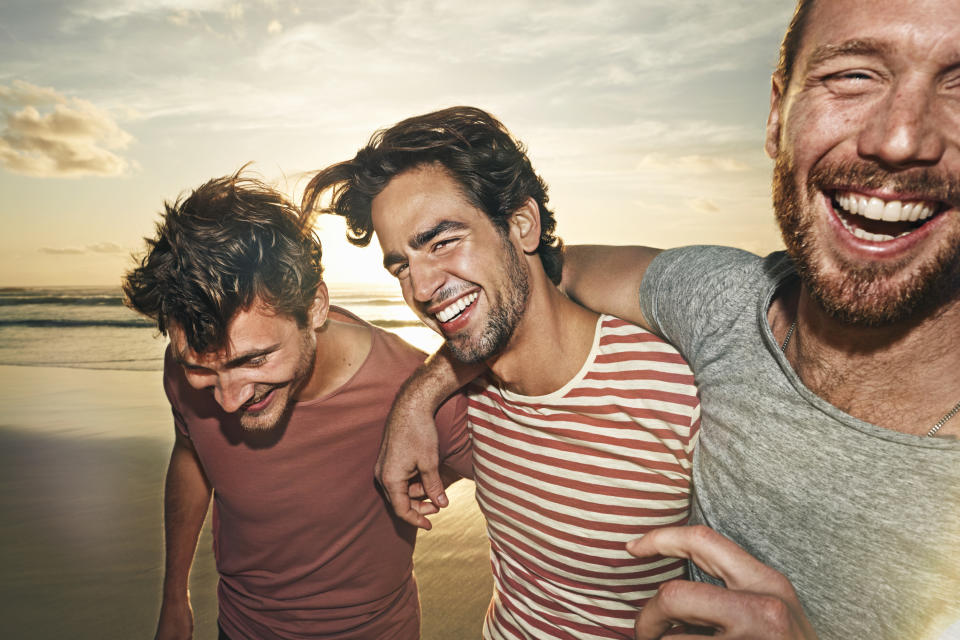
561, 245, 662, 331
628, 526, 818, 640
375, 345, 484, 530
155, 431, 212, 640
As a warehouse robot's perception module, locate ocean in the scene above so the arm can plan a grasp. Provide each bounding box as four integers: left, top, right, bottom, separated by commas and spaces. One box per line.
0, 285, 489, 639
0, 283, 443, 371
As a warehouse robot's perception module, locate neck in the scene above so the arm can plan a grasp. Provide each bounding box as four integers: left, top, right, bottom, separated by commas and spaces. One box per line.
486, 272, 599, 396
297, 318, 372, 402
773, 282, 960, 437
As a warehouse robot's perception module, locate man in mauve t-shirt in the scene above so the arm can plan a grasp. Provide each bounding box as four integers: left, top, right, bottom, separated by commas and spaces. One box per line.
124, 170, 472, 639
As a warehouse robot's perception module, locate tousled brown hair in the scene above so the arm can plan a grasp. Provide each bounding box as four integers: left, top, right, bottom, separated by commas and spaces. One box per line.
123, 169, 323, 353
302, 106, 564, 284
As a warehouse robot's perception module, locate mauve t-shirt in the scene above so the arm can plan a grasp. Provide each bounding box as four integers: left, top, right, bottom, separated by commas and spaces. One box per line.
163, 308, 472, 639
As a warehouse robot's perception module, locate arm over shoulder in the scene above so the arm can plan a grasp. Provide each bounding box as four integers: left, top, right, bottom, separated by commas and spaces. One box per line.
435, 391, 472, 480
638, 245, 761, 357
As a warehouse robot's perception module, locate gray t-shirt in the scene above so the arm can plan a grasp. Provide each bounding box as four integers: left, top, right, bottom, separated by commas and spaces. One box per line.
639, 245, 960, 640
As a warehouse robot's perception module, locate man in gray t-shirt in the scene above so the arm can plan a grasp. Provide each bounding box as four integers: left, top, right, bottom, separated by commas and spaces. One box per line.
374, 0, 960, 638
634, 246, 959, 639
557, 0, 960, 637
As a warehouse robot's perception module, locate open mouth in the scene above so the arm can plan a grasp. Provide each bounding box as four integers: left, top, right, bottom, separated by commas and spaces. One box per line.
242, 387, 278, 413
435, 291, 479, 324
831, 191, 944, 242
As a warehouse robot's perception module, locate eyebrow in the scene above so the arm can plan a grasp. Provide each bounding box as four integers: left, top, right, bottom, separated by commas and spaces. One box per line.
174, 344, 282, 370
382, 219, 468, 269
805, 39, 892, 71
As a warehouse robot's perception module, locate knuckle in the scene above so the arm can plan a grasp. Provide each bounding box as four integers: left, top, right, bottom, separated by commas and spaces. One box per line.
655, 580, 687, 609
754, 595, 793, 633
687, 524, 718, 546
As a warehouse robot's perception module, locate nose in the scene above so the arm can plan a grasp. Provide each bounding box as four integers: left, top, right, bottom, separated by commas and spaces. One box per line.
213, 372, 254, 413
408, 257, 446, 304
857, 77, 946, 169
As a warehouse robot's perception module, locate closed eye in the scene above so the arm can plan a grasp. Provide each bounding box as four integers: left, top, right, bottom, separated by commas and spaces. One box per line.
822, 69, 881, 96
432, 237, 460, 252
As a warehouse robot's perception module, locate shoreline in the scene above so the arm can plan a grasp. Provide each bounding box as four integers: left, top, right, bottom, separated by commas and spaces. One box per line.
0, 364, 490, 639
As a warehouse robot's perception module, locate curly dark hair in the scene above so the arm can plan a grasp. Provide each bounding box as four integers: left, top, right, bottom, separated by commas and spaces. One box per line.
777, 0, 815, 89
123, 169, 323, 353
302, 106, 564, 284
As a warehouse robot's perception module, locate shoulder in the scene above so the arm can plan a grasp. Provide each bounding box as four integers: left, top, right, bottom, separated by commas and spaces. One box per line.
330, 305, 429, 380
645, 245, 764, 289
595, 314, 694, 377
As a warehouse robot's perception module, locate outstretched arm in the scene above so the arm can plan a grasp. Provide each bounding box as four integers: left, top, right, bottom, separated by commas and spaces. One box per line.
628, 526, 818, 640
155, 431, 212, 640
376, 345, 484, 530
561, 245, 662, 330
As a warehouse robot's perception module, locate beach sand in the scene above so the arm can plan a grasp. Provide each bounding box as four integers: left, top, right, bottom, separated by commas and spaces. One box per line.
0, 365, 491, 639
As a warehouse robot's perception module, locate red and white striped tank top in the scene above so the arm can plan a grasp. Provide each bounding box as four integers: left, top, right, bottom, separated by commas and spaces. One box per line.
468, 315, 700, 639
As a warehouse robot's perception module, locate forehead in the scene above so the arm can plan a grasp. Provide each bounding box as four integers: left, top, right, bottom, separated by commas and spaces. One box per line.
371, 165, 488, 240
169, 301, 296, 363
799, 0, 960, 65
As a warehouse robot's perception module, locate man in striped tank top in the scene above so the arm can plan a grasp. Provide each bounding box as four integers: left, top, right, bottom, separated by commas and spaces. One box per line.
304, 107, 701, 639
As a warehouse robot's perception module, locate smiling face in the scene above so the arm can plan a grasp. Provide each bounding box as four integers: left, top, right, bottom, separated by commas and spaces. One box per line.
371, 164, 530, 363
767, 0, 960, 325
169, 299, 320, 430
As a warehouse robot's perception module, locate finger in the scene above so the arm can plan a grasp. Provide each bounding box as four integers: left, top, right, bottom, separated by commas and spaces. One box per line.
413, 500, 440, 516
627, 526, 785, 595
407, 481, 426, 500
418, 465, 448, 508
635, 580, 749, 639
384, 482, 434, 530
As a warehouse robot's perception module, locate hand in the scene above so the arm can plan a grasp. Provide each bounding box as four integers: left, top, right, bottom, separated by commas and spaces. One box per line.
155, 596, 194, 640
628, 525, 818, 640
375, 391, 446, 530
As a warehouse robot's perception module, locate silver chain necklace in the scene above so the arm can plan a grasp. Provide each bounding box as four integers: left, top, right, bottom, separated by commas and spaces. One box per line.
780, 319, 959, 438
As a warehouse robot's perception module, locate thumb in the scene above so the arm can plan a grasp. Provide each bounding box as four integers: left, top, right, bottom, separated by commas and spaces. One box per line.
419, 466, 448, 508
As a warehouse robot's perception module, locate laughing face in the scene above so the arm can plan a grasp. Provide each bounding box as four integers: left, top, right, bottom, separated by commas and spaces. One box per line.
169, 299, 319, 430
767, 0, 960, 325
371, 164, 530, 363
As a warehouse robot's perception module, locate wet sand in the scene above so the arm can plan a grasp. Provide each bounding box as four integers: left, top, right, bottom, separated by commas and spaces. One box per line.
0, 365, 491, 639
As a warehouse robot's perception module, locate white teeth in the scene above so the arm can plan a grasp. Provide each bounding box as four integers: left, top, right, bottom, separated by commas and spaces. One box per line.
864, 197, 885, 220
435, 292, 478, 323
834, 191, 938, 223
852, 228, 895, 242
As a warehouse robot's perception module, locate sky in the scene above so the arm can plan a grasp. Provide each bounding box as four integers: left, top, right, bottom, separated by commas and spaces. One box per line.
0, 0, 797, 288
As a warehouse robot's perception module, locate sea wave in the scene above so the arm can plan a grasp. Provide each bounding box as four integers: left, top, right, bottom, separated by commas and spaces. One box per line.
0, 318, 424, 330
0, 296, 125, 307
0, 319, 153, 328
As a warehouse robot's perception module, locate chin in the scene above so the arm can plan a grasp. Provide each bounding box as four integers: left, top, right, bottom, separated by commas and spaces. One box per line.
774, 157, 960, 326
239, 391, 292, 431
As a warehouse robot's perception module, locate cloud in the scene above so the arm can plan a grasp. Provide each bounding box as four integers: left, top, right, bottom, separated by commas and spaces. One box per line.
0, 80, 134, 178
637, 153, 750, 173
39, 242, 130, 255
689, 198, 721, 214
87, 242, 129, 254
39, 247, 87, 255
266, 19, 282, 34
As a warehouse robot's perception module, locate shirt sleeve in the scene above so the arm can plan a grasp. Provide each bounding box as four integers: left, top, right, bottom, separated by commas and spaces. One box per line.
435, 391, 472, 479
639, 245, 760, 364
162, 345, 192, 440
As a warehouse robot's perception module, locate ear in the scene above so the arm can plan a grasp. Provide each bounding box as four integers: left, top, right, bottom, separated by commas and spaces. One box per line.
307, 282, 330, 330
765, 73, 786, 159
509, 197, 542, 254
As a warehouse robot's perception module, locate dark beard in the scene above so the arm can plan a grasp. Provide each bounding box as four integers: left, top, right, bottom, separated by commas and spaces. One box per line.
772, 155, 960, 326
446, 240, 530, 363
